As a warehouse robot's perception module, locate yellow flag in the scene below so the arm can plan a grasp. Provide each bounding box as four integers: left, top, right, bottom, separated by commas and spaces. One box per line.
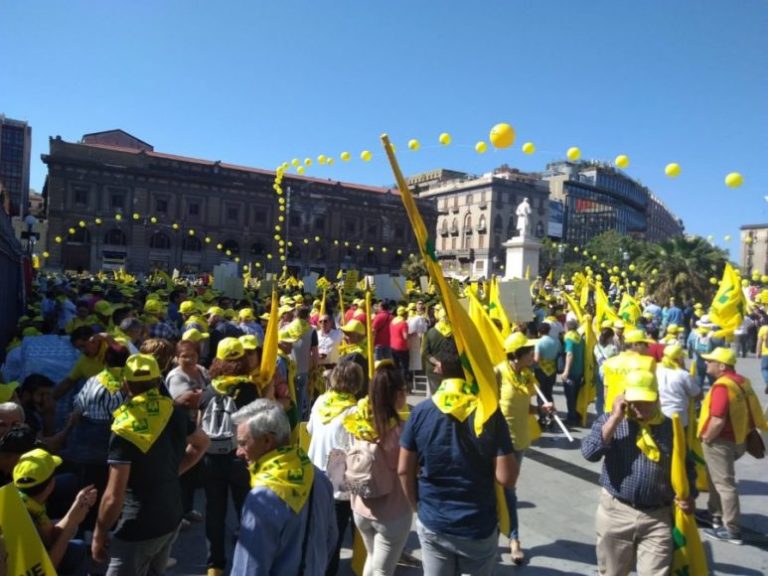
562, 290, 585, 325
619, 292, 642, 326
382, 135, 497, 435
686, 402, 709, 493
579, 278, 590, 309
671, 414, 709, 575
576, 315, 597, 426
319, 288, 327, 317
594, 283, 620, 327
0, 484, 57, 575
467, 288, 506, 366
546, 268, 554, 283
338, 288, 345, 320
524, 264, 530, 280
488, 277, 512, 339
259, 289, 279, 385
709, 263, 746, 339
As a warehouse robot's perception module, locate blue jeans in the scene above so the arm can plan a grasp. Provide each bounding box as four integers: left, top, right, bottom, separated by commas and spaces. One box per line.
504, 451, 525, 540
761, 356, 768, 385
416, 519, 498, 576
204, 452, 250, 570
564, 375, 584, 421
374, 346, 392, 361
59, 539, 88, 576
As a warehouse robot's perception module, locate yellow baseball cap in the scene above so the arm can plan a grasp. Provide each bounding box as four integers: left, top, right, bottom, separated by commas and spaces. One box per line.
278, 328, 298, 343
144, 299, 166, 315
0, 381, 20, 403
665, 325, 682, 334
13, 448, 62, 488
504, 332, 539, 354
278, 305, 294, 317
180, 301, 197, 315
238, 308, 255, 321
182, 328, 209, 343
259, 312, 271, 321
224, 309, 237, 320
125, 353, 162, 382
207, 306, 226, 318
613, 320, 625, 330
216, 337, 245, 361
239, 334, 261, 350
623, 370, 658, 402
701, 347, 736, 366
340, 319, 365, 336
600, 320, 614, 329
624, 329, 652, 344
396, 306, 407, 316
663, 343, 684, 361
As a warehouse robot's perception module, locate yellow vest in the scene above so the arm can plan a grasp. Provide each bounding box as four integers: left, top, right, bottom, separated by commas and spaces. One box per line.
697, 374, 767, 443
495, 362, 536, 451
602, 351, 656, 414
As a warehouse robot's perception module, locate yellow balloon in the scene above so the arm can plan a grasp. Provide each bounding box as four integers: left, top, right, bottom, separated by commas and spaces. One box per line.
150, 216, 158, 224
408, 139, 420, 151
43, 251, 50, 258
255, 262, 261, 268
314, 236, 320, 242
78, 220, 86, 228
438, 133, 451, 146
762, 275, 768, 284
709, 277, 718, 285
742, 279, 750, 287
327, 157, 335, 166
291, 159, 300, 167
665, 163, 681, 178
205, 237, 211, 243
521, 142, 535, 155
172, 223, 179, 230
115, 214, 122, 221
724, 235, 731, 242
281, 162, 289, 171
629, 263, 636, 271
267, 254, 273, 259
132, 212, 140, 220
361, 150, 372, 162
317, 155, 327, 165
225, 249, 232, 256
274, 225, 281, 232
725, 172, 743, 188
489, 123, 515, 149
475, 141, 488, 154
304, 158, 312, 167
615, 154, 630, 169
216, 243, 223, 250
94, 218, 102, 225
68, 227, 75, 234
567, 147, 581, 161
297, 166, 305, 175
745, 236, 753, 244
340, 151, 351, 162
188, 229, 195, 236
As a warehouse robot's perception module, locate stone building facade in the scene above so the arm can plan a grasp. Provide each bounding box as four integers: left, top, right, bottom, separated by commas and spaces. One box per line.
42, 130, 435, 276
740, 224, 768, 275
410, 166, 549, 280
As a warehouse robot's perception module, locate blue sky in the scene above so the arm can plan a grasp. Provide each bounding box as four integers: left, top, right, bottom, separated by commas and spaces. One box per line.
2, 0, 766, 257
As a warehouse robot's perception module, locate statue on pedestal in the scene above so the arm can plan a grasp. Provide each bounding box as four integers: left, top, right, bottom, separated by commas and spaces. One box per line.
515, 197, 531, 239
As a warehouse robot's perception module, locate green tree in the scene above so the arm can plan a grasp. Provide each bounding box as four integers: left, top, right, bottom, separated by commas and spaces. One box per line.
400, 253, 427, 282
636, 236, 727, 304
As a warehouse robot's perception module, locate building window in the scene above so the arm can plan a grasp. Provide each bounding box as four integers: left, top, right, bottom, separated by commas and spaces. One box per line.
182, 236, 202, 252
462, 213, 472, 250
226, 205, 239, 222
149, 232, 171, 250
104, 229, 127, 246
478, 215, 487, 233
345, 219, 356, 234
451, 218, 459, 235
189, 202, 200, 217
466, 194, 473, 205
73, 186, 89, 206
394, 225, 405, 239
68, 228, 90, 244
253, 207, 267, 224
156, 198, 168, 214
290, 212, 302, 228
366, 221, 378, 239
314, 215, 325, 231
110, 191, 125, 210
494, 214, 502, 231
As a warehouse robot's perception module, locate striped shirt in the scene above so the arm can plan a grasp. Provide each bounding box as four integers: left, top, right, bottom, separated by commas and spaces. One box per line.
74, 373, 126, 422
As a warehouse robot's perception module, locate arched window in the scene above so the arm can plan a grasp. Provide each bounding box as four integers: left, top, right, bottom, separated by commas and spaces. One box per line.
462, 213, 473, 249
478, 215, 487, 233
104, 229, 127, 246
450, 218, 459, 235
222, 239, 240, 255
68, 228, 91, 244
440, 219, 449, 236
149, 232, 171, 250
182, 236, 202, 252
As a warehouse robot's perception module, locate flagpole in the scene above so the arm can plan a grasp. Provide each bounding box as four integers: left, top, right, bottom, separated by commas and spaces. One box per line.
534, 384, 574, 442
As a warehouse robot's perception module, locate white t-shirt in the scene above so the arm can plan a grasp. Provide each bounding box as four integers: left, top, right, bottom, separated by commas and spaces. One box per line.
316, 328, 343, 365
656, 365, 701, 426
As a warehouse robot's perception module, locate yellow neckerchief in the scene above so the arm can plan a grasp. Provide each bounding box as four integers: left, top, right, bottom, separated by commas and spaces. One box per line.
288, 318, 312, 339
111, 388, 174, 454
660, 357, 681, 370
434, 319, 453, 338
96, 367, 124, 394
497, 361, 536, 395
248, 445, 315, 513
339, 340, 367, 358
278, 352, 297, 404
432, 378, 478, 423
19, 491, 51, 528
318, 391, 357, 424
344, 397, 379, 441
342, 397, 410, 442
211, 374, 252, 397
564, 329, 582, 344
628, 408, 665, 462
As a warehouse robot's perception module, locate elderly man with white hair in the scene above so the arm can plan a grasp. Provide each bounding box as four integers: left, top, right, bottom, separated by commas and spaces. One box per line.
231, 399, 337, 575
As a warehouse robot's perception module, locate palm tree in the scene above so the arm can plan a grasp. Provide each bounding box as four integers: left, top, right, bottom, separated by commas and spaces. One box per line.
636, 236, 728, 304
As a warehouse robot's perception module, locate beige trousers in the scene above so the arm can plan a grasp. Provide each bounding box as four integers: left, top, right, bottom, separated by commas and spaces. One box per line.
595, 489, 673, 576
702, 438, 746, 534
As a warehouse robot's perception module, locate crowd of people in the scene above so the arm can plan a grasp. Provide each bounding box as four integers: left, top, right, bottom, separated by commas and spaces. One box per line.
0, 272, 767, 575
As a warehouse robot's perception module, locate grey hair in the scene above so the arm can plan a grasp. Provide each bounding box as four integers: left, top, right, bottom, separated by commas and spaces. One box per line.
566, 318, 579, 330
120, 318, 144, 332
232, 399, 290, 447
0, 402, 24, 423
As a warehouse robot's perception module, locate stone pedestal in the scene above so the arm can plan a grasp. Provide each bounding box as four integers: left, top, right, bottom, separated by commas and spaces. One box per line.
502, 235, 541, 280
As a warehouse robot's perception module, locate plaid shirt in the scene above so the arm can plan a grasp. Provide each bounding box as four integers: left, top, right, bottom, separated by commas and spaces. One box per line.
149, 320, 178, 341
582, 412, 696, 509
